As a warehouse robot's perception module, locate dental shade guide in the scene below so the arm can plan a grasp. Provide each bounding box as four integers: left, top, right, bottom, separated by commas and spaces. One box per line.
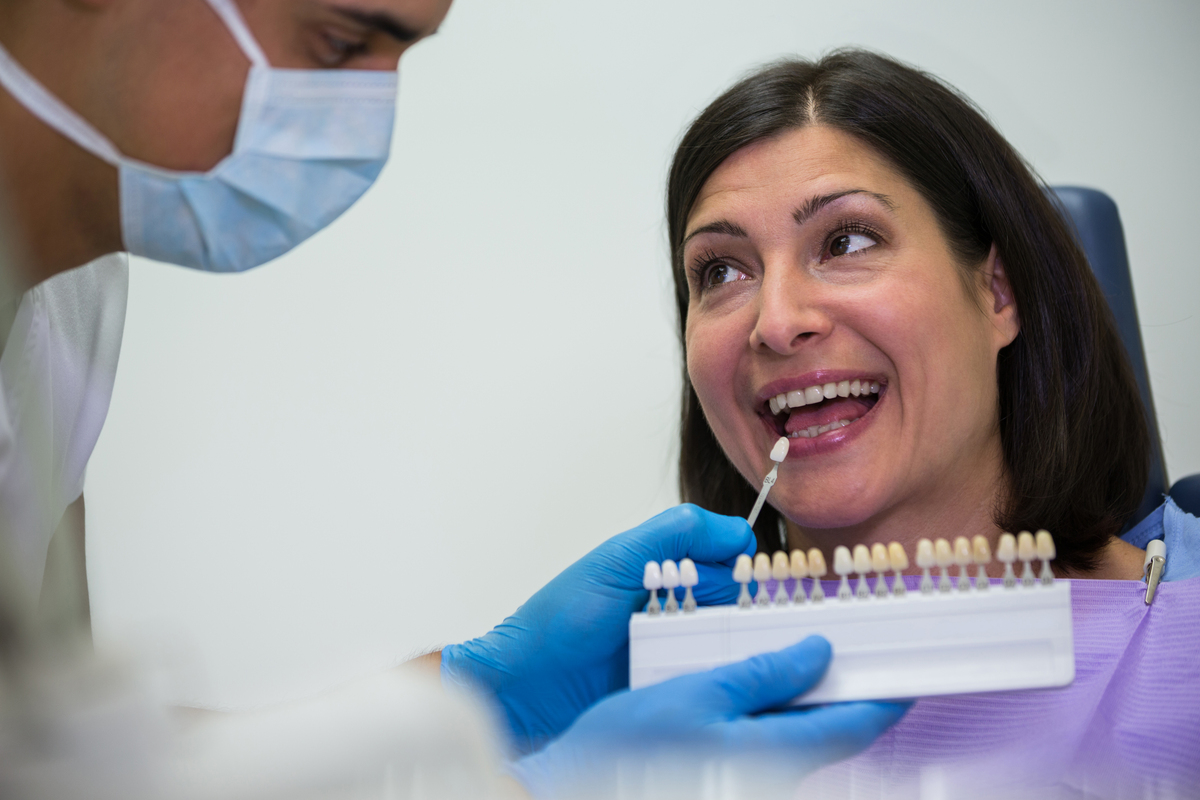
1018, 531, 1037, 587
753, 553, 773, 607
746, 437, 790, 529
833, 546, 854, 601
916, 538, 936, 594
661, 559, 681, 614
1036, 531, 1056, 587
643, 561, 662, 615
954, 536, 972, 591
973, 535, 992, 591
772, 552, 791, 604
807, 549, 827, 602
935, 538, 954, 593
888, 541, 908, 597
871, 543, 891, 598
790, 549, 809, 604
733, 554, 753, 609
680, 558, 699, 613
998, 533, 1018, 589
630, 532, 1073, 705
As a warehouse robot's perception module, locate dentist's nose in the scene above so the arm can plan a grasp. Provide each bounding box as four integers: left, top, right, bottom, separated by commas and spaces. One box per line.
748, 267, 830, 354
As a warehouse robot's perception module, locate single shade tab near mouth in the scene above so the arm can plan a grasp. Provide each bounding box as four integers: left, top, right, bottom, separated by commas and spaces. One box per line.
765, 378, 883, 439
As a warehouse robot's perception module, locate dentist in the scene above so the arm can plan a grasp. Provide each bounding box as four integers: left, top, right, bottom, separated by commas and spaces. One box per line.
0, 0, 906, 794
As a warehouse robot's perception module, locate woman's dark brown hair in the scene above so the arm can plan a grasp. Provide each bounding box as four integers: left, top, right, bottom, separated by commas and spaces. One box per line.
668, 49, 1149, 573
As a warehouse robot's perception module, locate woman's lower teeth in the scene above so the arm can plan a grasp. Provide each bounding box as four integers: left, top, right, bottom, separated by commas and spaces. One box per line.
790, 419, 853, 438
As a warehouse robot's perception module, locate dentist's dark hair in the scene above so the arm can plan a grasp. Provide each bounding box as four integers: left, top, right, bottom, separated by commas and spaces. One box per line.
668, 49, 1149, 573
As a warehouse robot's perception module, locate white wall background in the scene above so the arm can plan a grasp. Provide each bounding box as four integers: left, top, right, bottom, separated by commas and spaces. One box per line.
85, 0, 1200, 709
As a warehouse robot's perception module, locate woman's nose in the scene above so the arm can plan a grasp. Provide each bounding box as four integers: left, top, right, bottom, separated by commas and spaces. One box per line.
748, 268, 830, 354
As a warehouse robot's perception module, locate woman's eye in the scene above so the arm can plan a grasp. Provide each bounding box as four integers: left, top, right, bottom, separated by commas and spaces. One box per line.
704, 263, 749, 288
827, 232, 877, 258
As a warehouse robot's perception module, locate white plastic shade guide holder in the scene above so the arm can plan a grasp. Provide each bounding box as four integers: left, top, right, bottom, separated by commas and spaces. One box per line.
630, 577, 1074, 705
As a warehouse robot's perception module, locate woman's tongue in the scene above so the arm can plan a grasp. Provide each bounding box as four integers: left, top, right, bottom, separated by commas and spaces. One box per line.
783, 396, 871, 435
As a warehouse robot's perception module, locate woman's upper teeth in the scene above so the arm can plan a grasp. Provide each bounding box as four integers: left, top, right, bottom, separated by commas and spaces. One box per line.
767, 379, 880, 415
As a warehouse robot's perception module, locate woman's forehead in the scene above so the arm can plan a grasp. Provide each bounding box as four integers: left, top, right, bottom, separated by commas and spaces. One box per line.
685, 126, 909, 235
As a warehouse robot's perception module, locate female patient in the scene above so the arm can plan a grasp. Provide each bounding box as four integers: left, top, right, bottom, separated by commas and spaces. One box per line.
667, 50, 1200, 794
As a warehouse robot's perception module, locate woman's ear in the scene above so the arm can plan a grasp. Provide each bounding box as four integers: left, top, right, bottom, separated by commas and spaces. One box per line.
983, 244, 1020, 348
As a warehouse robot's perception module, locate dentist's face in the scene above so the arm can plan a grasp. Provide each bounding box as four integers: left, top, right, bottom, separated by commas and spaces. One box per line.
682, 125, 1017, 531
101, 0, 452, 172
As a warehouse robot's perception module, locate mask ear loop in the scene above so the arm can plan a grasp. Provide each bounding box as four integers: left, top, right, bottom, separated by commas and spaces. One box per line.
202, 0, 271, 68
0, 43, 122, 167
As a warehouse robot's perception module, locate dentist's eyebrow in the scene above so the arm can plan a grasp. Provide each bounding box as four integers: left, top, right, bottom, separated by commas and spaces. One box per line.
792, 189, 895, 227
333, 8, 429, 42
682, 220, 749, 248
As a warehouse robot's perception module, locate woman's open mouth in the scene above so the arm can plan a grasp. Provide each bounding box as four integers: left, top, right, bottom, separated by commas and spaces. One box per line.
761, 378, 884, 440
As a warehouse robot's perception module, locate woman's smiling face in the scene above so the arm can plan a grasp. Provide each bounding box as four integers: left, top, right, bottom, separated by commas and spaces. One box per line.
683, 125, 1020, 538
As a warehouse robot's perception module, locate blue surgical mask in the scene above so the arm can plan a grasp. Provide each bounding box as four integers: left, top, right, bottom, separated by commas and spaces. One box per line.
0, 0, 397, 272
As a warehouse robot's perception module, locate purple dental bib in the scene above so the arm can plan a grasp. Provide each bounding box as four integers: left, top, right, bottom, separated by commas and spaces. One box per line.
794, 576, 1200, 797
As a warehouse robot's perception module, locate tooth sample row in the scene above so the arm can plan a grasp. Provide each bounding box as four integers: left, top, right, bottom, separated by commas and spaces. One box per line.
996, 529, 1056, 589
642, 557, 699, 614
726, 530, 1058, 609
918, 535, 993, 593
769, 379, 881, 415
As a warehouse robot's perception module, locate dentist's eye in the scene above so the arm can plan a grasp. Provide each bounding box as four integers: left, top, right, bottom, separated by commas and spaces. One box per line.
313, 29, 369, 66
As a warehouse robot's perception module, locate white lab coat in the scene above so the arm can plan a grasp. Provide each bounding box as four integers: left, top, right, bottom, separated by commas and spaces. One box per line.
0, 252, 128, 600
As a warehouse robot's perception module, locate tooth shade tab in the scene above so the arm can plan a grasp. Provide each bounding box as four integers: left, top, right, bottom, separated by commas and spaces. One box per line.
770, 436, 789, 462
833, 546, 854, 577
934, 539, 954, 568
997, 533, 1017, 563
888, 542, 909, 572
1036, 530, 1056, 561
853, 544, 872, 575
953, 537, 972, 567
643, 561, 663, 590
790, 549, 809, 579
804, 386, 824, 404
871, 543, 890, 573
915, 539, 935, 569
972, 535, 992, 564
661, 559, 680, 589
753, 553, 772, 583
732, 554, 753, 584
679, 558, 699, 587
772, 551, 790, 581
1017, 532, 1036, 562
807, 548, 828, 578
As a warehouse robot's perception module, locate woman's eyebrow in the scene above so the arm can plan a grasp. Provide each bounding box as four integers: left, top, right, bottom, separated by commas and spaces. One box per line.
682, 220, 748, 248
792, 189, 895, 227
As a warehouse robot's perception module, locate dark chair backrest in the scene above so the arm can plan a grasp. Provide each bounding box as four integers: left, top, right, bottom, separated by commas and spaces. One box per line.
1047, 186, 1167, 530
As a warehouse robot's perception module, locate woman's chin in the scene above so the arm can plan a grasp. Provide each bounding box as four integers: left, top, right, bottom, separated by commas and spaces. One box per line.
772, 490, 882, 531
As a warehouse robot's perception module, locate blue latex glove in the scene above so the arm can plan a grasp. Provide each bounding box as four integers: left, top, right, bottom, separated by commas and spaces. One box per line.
441, 504, 755, 754
509, 636, 910, 799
